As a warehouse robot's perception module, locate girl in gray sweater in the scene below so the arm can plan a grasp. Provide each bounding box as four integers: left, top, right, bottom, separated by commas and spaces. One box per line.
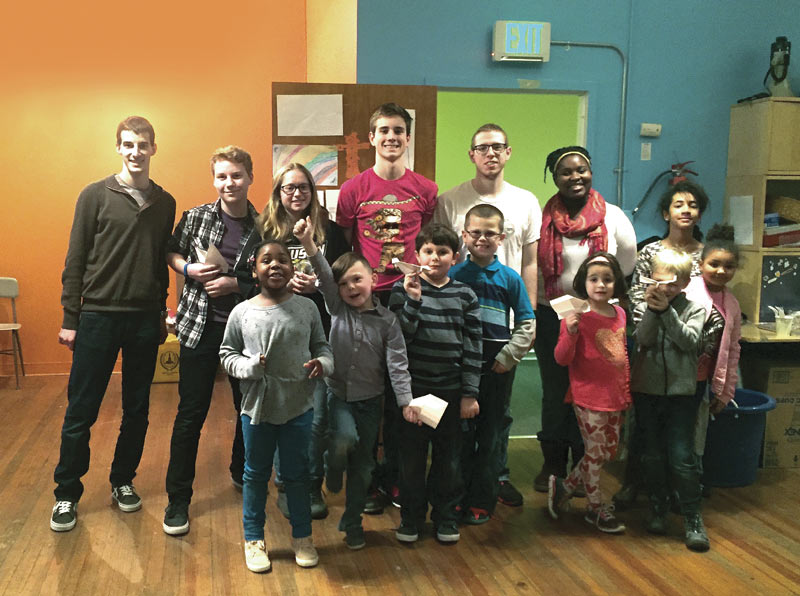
220, 240, 333, 573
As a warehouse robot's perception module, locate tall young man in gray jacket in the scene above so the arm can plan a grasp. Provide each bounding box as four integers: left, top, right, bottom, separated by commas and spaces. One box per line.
52, 116, 176, 532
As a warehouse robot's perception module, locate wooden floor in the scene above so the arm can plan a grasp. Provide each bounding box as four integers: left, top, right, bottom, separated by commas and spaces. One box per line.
1, 375, 799, 596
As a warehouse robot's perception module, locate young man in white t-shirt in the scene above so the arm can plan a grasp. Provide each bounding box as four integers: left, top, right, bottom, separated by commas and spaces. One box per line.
435, 123, 541, 508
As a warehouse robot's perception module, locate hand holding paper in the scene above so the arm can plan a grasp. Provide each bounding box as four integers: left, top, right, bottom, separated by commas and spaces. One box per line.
550, 295, 590, 320
408, 394, 448, 428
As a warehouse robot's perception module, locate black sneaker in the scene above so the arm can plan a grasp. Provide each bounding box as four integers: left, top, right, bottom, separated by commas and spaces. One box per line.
684, 513, 710, 552
585, 504, 626, 534
435, 521, 460, 543
231, 476, 243, 490
50, 501, 77, 532
163, 502, 190, 536
310, 488, 328, 520
395, 522, 418, 543
344, 530, 366, 550
547, 475, 571, 520
497, 480, 523, 507
646, 510, 668, 535
111, 485, 142, 512
363, 490, 384, 515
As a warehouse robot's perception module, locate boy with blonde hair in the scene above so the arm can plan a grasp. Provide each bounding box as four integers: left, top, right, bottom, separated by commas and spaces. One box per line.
630, 248, 709, 552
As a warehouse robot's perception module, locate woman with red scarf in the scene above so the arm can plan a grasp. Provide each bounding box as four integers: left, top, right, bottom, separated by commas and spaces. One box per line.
533, 146, 637, 492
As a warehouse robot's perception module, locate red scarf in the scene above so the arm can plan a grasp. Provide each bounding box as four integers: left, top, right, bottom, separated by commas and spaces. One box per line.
538, 188, 608, 299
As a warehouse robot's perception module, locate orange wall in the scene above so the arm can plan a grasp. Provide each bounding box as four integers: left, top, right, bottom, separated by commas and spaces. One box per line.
0, 1, 307, 376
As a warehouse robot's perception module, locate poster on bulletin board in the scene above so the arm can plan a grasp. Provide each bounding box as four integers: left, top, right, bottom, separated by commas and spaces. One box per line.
759, 254, 800, 321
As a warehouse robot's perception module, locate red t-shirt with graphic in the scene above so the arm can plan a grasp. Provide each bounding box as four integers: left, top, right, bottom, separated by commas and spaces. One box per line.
337, 168, 438, 291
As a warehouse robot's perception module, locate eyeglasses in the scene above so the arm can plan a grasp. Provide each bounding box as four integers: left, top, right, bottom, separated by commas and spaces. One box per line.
464, 229, 501, 240
281, 184, 311, 194
471, 143, 507, 155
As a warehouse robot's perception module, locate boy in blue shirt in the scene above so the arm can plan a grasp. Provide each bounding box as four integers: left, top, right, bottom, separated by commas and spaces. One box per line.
450, 204, 535, 524
389, 223, 483, 543
293, 216, 417, 550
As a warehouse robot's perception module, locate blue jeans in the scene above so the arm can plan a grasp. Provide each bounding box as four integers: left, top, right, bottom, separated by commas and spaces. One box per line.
308, 380, 328, 487
54, 311, 160, 502
166, 322, 244, 504
496, 367, 516, 482
326, 391, 382, 535
634, 390, 703, 515
462, 369, 513, 512
241, 410, 313, 540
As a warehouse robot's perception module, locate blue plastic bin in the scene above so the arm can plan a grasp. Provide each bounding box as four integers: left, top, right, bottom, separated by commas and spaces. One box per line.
703, 389, 777, 487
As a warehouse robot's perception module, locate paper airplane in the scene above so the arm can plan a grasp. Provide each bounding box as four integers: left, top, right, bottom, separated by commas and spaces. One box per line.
550, 295, 590, 320
408, 393, 448, 428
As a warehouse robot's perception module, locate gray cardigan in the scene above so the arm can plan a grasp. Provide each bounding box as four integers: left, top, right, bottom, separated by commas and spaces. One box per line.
630, 293, 706, 396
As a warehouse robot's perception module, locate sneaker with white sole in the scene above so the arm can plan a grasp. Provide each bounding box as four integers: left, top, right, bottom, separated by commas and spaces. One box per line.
244, 540, 271, 572
292, 536, 319, 567
111, 485, 142, 512
50, 501, 77, 532
547, 475, 571, 520
585, 504, 625, 534
163, 502, 190, 536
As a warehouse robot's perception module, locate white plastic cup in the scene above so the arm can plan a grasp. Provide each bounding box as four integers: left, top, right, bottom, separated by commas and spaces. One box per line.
775, 315, 793, 338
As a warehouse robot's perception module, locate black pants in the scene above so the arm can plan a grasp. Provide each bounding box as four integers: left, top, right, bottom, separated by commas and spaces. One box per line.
399, 388, 463, 526
54, 311, 160, 502
165, 322, 244, 504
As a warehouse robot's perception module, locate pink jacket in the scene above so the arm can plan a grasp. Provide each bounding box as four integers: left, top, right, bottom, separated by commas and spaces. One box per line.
685, 276, 742, 403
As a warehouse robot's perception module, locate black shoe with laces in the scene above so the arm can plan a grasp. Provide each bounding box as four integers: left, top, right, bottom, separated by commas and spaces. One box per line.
684, 513, 710, 552
112, 484, 142, 512
163, 502, 190, 536
497, 480, 523, 507
50, 501, 77, 532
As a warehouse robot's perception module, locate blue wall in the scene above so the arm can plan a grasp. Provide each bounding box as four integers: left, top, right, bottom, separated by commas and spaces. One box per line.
358, 1, 800, 241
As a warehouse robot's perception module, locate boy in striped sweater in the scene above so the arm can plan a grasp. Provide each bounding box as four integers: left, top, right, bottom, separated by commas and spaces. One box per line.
389, 224, 483, 544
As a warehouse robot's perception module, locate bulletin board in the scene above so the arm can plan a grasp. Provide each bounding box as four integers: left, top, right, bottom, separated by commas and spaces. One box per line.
435, 89, 585, 205
271, 82, 437, 190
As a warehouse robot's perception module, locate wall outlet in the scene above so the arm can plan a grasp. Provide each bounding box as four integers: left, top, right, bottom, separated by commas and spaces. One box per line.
641, 142, 652, 161
640, 123, 662, 137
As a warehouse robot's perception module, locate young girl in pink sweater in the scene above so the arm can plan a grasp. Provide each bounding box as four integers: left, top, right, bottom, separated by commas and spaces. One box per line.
548, 252, 632, 533
685, 224, 742, 487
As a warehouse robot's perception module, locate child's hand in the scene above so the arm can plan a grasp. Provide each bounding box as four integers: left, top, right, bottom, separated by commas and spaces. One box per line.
644, 284, 668, 312
491, 360, 510, 374
259, 354, 266, 366
460, 397, 479, 419
293, 216, 315, 244
402, 404, 422, 425
404, 272, 422, 301
565, 312, 581, 335
288, 271, 318, 294
709, 397, 727, 415
304, 358, 324, 378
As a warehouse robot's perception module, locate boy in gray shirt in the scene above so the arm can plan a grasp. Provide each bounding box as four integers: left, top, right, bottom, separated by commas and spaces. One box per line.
293, 216, 417, 551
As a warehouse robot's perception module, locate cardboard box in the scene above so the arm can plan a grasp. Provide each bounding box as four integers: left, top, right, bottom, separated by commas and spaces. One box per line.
741, 357, 800, 468
153, 333, 180, 383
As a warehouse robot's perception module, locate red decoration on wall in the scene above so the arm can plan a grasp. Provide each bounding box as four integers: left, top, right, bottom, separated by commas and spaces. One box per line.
337, 132, 371, 180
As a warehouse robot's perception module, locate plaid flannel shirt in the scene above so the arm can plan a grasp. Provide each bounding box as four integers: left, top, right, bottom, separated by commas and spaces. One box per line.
168, 199, 261, 349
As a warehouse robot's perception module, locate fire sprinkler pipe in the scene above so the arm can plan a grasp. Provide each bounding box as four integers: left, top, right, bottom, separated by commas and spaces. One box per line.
551, 40, 628, 207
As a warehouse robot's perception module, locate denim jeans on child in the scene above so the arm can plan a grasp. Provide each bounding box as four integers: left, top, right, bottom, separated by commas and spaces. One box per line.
326, 390, 382, 535
309, 380, 329, 487
462, 369, 513, 512
634, 387, 703, 515
241, 410, 313, 541
54, 311, 160, 502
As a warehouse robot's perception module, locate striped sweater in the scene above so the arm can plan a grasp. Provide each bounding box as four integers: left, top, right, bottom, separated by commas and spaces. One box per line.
388, 277, 482, 399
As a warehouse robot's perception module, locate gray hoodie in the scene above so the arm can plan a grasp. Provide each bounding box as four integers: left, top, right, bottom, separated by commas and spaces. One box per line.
630, 293, 706, 396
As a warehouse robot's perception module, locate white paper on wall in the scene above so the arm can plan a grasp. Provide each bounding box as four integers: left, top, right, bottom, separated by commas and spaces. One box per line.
277, 94, 343, 136
728, 195, 754, 245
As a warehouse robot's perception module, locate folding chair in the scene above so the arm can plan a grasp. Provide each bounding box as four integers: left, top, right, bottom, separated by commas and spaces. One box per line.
0, 278, 24, 389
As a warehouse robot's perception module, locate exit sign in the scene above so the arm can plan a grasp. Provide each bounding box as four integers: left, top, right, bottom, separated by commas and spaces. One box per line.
492, 21, 551, 62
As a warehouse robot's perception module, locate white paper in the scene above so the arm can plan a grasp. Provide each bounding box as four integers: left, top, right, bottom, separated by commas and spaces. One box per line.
201, 244, 229, 273
728, 195, 753, 245
391, 258, 431, 275
550, 295, 589, 320
324, 189, 339, 220
408, 394, 448, 429
277, 94, 343, 136
404, 108, 416, 171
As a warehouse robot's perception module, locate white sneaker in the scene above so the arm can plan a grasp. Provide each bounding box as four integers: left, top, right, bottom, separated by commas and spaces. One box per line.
244, 540, 271, 573
292, 536, 319, 568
